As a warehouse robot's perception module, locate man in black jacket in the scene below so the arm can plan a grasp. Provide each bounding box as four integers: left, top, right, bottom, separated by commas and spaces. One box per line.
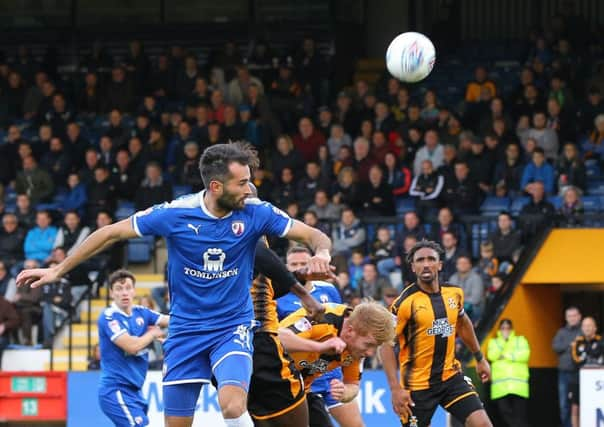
488, 212, 523, 263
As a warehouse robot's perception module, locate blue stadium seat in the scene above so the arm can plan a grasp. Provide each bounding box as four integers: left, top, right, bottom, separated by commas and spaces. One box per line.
585, 159, 601, 179
115, 205, 135, 221
510, 197, 530, 215
587, 181, 604, 195
547, 196, 562, 210
127, 236, 155, 264
395, 197, 416, 215
582, 196, 601, 212
173, 185, 193, 199
480, 196, 511, 216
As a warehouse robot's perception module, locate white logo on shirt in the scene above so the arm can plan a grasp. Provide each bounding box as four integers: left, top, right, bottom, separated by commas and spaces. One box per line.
233, 324, 252, 350
231, 220, 245, 236
203, 248, 226, 272
426, 318, 454, 338
187, 223, 201, 235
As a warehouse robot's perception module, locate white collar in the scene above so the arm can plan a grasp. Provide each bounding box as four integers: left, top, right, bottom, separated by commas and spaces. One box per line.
199, 190, 233, 219
111, 302, 132, 317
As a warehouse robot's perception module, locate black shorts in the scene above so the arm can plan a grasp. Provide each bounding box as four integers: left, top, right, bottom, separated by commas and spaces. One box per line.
402, 373, 484, 427
307, 392, 335, 427
248, 332, 306, 420
569, 380, 579, 405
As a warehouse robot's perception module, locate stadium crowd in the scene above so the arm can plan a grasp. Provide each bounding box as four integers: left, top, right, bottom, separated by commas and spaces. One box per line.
0, 19, 603, 366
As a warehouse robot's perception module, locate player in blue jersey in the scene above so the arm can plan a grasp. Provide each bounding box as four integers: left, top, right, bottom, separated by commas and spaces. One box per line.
16, 142, 332, 427
98, 269, 169, 426
277, 246, 365, 427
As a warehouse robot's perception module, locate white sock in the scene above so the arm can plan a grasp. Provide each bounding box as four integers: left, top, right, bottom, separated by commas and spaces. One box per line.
224, 412, 254, 427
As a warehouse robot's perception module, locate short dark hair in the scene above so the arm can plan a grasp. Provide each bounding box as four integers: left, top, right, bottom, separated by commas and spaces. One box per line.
406, 239, 444, 265
198, 141, 259, 187
108, 269, 136, 289
499, 318, 513, 329
533, 147, 545, 155
286, 245, 312, 258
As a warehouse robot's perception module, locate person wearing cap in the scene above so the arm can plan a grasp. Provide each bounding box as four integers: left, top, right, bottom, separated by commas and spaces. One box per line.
487, 319, 530, 427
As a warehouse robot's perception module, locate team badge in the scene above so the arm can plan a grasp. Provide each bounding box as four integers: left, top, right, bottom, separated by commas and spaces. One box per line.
136, 317, 144, 326
231, 221, 245, 236
108, 320, 121, 334
448, 297, 458, 309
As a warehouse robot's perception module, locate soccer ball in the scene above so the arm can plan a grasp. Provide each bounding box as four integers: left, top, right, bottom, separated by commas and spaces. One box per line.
386, 32, 436, 83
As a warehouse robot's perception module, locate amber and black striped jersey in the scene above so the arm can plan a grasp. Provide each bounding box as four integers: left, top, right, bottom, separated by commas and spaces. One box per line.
279, 303, 362, 391
251, 273, 279, 333
390, 283, 465, 391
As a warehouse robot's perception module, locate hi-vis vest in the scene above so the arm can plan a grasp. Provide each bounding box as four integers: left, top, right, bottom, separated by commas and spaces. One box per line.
487, 331, 531, 399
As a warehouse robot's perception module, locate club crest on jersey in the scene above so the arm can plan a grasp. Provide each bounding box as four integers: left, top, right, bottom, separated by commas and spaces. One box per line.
448, 297, 458, 309
299, 358, 329, 375
294, 317, 312, 332
136, 317, 144, 326
231, 220, 245, 236
426, 318, 454, 338
203, 248, 226, 272
109, 320, 121, 334
341, 354, 354, 366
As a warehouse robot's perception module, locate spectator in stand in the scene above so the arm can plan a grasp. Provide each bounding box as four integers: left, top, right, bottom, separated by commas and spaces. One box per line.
293, 116, 325, 163
552, 306, 582, 427
583, 113, 604, 161
332, 207, 366, 262
24, 210, 57, 265
316, 145, 334, 183
110, 150, 137, 201
352, 137, 377, 184
97, 136, 116, 169
145, 125, 167, 164
467, 137, 494, 194
175, 142, 204, 193
296, 161, 329, 211
79, 148, 100, 188
222, 104, 245, 142
0, 213, 25, 269
357, 262, 390, 301
327, 123, 352, 159
40, 265, 71, 348
577, 87, 604, 135
487, 319, 531, 427
271, 167, 297, 209
493, 142, 525, 197
331, 166, 359, 210
102, 66, 134, 113
15, 155, 54, 205
317, 106, 334, 138
0, 294, 19, 362
53, 211, 90, 256
86, 166, 116, 223
465, 65, 497, 103
521, 148, 555, 195
486, 272, 506, 303
489, 212, 523, 263
556, 143, 586, 194
250, 167, 273, 202
14, 259, 42, 345
370, 131, 391, 165
134, 162, 173, 211
441, 231, 463, 283
370, 226, 399, 282
569, 317, 604, 427
519, 180, 556, 236
430, 206, 467, 250
62, 173, 87, 218
443, 161, 482, 216
409, 159, 445, 220
302, 210, 331, 238
272, 135, 305, 180
307, 189, 340, 222
479, 97, 513, 136
15, 194, 36, 230
384, 151, 412, 198
0, 260, 16, 298
374, 101, 397, 134
517, 111, 559, 161
358, 164, 395, 217
41, 137, 72, 186
78, 72, 102, 115
449, 255, 483, 321
413, 129, 444, 176
558, 186, 584, 227
87, 343, 101, 370
546, 98, 574, 143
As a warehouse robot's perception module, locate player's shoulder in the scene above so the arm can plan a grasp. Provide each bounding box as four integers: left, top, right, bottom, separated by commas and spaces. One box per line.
392, 283, 420, 307
441, 282, 463, 295
243, 198, 288, 217
312, 280, 337, 290
101, 305, 121, 320
163, 192, 202, 210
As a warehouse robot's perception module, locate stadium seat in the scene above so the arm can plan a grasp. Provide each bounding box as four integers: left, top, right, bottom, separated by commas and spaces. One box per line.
173, 185, 193, 198
395, 197, 416, 215
587, 181, 604, 195
127, 236, 155, 264
480, 196, 511, 216
582, 196, 601, 212
547, 196, 562, 210
115, 205, 135, 221
510, 197, 530, 215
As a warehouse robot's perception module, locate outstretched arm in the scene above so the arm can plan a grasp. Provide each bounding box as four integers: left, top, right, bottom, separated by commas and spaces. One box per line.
17, 219, 138, 288
285, 220, 332, 273
458, 313, 491, 382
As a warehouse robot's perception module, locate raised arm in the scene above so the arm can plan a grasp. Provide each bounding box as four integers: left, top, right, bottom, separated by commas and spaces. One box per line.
284, 220, 332, 273
17, 219, 138, 288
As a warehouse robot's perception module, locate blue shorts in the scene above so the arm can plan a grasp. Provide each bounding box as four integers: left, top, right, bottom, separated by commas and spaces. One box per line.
310, 367, 344, 409
99, 386, 148, 427
162, 322, 256, 417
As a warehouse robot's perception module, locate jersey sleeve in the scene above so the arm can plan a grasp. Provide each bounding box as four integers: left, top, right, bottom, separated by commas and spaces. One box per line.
99, 310, 128, 342
254, 201, 293, 238
328, 286, 342, 304
457, 287, 465, 318
143, 307, 163, 326
131, 203, 174, 237
391, 297, 410, 338
342, 359, 362, 385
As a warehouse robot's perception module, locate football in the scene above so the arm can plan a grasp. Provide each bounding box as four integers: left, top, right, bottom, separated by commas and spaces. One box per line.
386, 31, 436, 83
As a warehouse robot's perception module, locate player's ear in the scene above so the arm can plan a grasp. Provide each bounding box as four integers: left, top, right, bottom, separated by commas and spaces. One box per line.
438, 260, 443, 271
208, 179, 222, 194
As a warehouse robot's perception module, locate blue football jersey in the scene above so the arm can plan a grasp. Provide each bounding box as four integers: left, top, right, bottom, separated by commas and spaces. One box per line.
276, 281, 342, 321
132, 192, 292, 335
98, 303, 163, 389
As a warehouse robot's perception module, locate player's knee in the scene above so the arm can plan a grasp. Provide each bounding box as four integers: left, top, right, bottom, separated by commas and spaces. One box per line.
220, 397, 247, 419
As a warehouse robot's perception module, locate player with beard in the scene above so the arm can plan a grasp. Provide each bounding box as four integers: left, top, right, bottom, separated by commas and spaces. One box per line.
380, 240, 493, 427
17, 142, 332, 427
